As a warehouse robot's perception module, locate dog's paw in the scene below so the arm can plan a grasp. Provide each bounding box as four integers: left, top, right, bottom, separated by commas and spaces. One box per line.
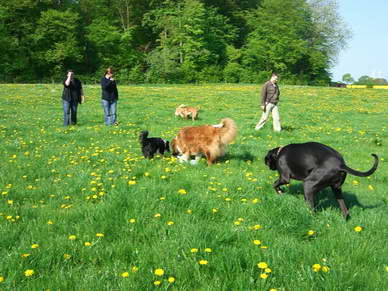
178, 156, 188, 163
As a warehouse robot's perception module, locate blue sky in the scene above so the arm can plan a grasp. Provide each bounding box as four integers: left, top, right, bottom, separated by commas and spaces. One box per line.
330, 0, 388, 82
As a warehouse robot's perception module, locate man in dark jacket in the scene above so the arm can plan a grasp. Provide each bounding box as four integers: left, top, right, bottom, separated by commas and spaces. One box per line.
101, 67, 119, 126
62, 70, 84, 126
255, 73, 281, 132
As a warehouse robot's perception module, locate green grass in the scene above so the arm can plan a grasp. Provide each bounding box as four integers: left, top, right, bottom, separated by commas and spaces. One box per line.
0, 83, 387, 290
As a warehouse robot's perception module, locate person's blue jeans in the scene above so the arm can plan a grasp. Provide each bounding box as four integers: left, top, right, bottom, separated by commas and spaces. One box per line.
101, 99, 117, 125
63, 100, 78, 126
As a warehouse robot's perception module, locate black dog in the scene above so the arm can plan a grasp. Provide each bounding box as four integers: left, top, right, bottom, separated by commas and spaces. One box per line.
139, 131, 170, 159
264, 142, 378, 219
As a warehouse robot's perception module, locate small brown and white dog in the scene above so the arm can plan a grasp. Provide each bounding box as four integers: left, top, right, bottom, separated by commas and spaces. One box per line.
171, 118, 237, 165
175, 104, 199, 121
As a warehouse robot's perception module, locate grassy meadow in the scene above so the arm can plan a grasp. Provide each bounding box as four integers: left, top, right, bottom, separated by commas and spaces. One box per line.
0, 83, 387, 290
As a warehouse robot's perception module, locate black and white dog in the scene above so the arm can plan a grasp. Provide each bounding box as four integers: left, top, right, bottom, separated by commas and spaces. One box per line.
139, 131, 170, 159
264, 142, 379, 219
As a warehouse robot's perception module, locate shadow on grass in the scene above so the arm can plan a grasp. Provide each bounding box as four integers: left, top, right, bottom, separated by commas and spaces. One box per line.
285, 183, 382, 212
281, 125, 298, 132
222, 151, 256, 162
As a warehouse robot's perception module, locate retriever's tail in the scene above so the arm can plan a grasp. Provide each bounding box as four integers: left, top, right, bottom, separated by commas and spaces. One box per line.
139, 130, 149, 145
342, 154, 379, 177
218, 118, 237, 145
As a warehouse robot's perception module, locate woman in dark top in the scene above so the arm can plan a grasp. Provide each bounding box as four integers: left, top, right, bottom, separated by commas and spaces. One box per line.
101, 67, 119, 126
62, 70, 84, 126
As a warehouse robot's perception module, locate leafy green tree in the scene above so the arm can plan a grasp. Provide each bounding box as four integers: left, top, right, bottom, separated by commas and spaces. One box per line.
356, 75, 373, 85
143, 0, 234, 82
342, 73, 354, 84
32, 9, 84, 79
242, 0, 312, 82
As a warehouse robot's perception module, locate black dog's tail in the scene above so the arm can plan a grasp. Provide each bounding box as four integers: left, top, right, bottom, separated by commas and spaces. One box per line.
139, 131, 149, 145
342, 154, 379, 177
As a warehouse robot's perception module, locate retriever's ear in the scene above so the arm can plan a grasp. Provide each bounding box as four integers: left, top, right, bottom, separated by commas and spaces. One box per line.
264, 148, 279, 170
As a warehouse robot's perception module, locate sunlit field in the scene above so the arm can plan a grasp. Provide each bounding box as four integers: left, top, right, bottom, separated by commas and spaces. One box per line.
0, 83, 387, 290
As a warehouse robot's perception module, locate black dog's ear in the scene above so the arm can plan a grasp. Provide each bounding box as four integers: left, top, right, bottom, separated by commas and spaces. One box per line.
264, 148, 279, 170
165, 140, 170, 152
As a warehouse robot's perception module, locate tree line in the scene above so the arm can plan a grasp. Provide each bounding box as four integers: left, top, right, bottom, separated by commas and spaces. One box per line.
342, 74, 387, 86
0, 0, 350, 84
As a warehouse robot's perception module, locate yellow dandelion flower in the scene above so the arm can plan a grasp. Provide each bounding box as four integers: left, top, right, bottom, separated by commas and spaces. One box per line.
224, 197, 232, 202
128, 180, 136, 185
322, 266, 330, 273
63, 254, 71, 259
24, 269, 34, 277
178, 189, 187, 195
68, 235, 77, 240
154, 213, 161, 218
354, 226, 363, 232
21, 253, 30, 258
168, 276, 175, 283
204, 248, 212, 253
191, 248, 199, 253
167, 221, 174, 226
212, 208, 218, 214
385, 266, 388, 272
260, 273, 268, 279
199, 260, 208, 265
270, 289, 278, 291
265, 268, 272, 273
7, 200, 13, 205
234, 221, 241, 226
131, 266, 139, 272
0, 276, 4, 283
84, 242, 92, 247
257, 262, 268, 269
186, 209, 192, 214
31, 244, 39, 249
121, 272, 129, 278
129, 218, 136, 223
252, 224, 261, 230
368, 185, 374, 190
47, 220, 54, 225
154, 268, 164, 276
307, 230, 315, 236
253, 240, 261, 245
144, 172, 150, 177
153, 280, 161, 286
96, 233, 104, 237
312, 264, 321, 272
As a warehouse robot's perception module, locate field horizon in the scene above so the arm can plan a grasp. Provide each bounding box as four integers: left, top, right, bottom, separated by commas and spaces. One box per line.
0, 83, 387, 290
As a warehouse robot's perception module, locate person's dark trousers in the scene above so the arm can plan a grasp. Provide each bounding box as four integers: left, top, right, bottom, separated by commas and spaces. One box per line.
63, 99, 78, 126
101, 99, 117, 125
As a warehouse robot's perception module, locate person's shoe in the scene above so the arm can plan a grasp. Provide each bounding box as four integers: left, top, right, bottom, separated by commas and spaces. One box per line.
254, 126, 261, 131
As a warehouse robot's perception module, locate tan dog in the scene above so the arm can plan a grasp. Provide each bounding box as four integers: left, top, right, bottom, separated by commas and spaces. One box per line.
175, 104, 199, 121
171, 118, 237, 165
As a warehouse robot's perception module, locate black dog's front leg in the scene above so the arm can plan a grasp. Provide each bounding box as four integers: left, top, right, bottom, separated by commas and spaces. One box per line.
273, 176, 289, 194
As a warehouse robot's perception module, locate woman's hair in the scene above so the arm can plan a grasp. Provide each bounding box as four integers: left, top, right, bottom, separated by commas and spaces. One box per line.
105, 67, 114, 75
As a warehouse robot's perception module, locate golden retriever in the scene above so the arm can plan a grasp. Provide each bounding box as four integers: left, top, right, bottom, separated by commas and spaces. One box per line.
171, 118, 237, 165
175, 104, 199, 121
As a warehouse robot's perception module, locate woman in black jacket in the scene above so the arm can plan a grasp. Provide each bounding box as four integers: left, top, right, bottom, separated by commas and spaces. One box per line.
101, 67, 119, 126
62, 70, 84, 126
